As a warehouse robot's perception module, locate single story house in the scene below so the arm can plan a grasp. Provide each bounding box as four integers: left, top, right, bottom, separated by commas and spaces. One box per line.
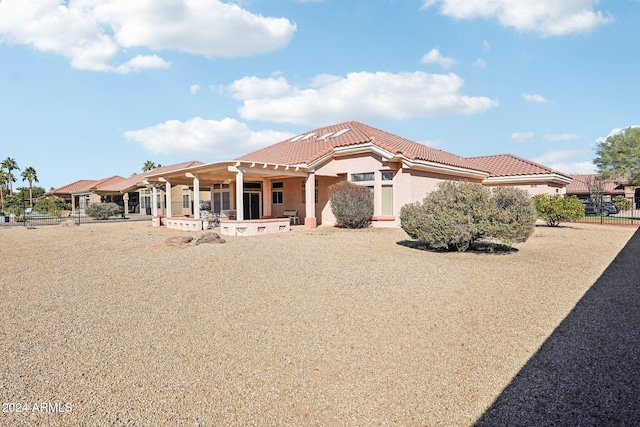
565, 173, 640, 208
144, 121, 573, 235
47, 161, 204, 215
45, 176, 125, 213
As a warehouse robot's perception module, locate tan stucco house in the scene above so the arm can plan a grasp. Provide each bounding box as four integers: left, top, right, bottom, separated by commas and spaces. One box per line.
144, 121, 572, 235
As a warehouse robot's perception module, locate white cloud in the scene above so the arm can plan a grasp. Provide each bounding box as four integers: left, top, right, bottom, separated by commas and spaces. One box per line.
597, 125, 640, 143
522, 93, 551, 104
420, 48, 456, 69
422, 0, 613, 36
0, 0, 296, 73
229, 71, 498, 126
511, 132, 534, 142
124, 117, 293, 158
533, 148, 589, 164
190, 84, 201, 95
548, 161, 597, 175
474, 58, 488, 68
544, 133, 580, 142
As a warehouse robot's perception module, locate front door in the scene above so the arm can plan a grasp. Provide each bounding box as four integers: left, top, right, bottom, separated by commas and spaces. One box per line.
243, 192, 261, 219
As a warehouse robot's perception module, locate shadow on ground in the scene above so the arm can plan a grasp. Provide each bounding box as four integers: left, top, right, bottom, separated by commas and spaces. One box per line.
474, 228, 640, 426
396, 240, 518, 254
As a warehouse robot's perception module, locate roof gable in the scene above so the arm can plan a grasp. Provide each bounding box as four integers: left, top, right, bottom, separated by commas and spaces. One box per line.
237, 121, 480, 171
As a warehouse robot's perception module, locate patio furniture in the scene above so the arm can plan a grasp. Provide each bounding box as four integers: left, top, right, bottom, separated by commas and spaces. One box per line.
220, 210, 237, 220
282, 210, 299, 225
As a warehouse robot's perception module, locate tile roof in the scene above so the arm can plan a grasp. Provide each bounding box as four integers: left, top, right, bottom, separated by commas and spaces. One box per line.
100, 161, 204, 192
467, 154, 572, 179
47, 176, 125, 194
565, 174, 625, 195
237, 121, 480, 171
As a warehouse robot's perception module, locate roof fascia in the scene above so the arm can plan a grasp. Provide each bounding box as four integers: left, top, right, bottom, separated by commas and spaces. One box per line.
483, 174, 573, 185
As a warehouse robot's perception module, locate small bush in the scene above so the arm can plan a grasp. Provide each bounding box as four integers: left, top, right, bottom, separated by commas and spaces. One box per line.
328, 181, 374, 229
400, 182, 536, 251
532, 194, 584, 227
612, 195, 632, 211
85, 202, 122, 220
34, 195, 66, 216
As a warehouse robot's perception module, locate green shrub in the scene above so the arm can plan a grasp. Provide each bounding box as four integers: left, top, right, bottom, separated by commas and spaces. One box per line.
612, 195, 632, 211
85, 202, 122, 220
489, 186, 537, 245
400, 182, 536, 251
34, 195, 66, 216
328, 181, 374, 229
532, 194, 584, 227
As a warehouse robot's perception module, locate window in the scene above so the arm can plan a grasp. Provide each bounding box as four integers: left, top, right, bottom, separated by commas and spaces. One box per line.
351, 172, 374, 182
273, 182, 284, 189
182, 193, 190, 209
381, 171, 394, 181
272, 191, 283, 204
213, 189, 231, 213
382, 185, 393, 215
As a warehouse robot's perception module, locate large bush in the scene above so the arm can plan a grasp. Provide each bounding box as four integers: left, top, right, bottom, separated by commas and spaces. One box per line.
328, 181, 374, 229
400, 182, 536, 251
85, 202, 122, 220
612, 195, 632, 211
34, 195, 66, 216
532, 194, 584, 227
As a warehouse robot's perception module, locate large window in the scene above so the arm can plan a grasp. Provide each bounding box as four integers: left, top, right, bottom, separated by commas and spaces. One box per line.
351, 172, 374, 182
213, 186, 231, 213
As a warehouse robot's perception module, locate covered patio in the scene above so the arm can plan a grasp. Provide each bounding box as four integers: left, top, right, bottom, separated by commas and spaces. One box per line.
144, 161, 319, 236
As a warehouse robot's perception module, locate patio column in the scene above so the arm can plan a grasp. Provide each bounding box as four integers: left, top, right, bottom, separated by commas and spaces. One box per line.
165, 181, 172, 218
305, 172, 317, 228
235, 170, 244, 220
187, 173, 200, 219
123, 193, 129, 216
263, 179, 272, 218
151, 186, 158, 216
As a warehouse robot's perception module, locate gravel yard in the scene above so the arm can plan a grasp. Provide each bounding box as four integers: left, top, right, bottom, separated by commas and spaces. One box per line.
1, 221, 636, 426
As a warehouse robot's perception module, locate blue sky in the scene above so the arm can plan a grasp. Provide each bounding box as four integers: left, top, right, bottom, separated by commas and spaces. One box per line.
1, 0, 638, 190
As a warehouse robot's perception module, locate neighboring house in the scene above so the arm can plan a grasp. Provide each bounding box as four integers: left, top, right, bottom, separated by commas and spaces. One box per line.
46, 176, 125, 213
144, 121, 574, 234
47, 161, 205, 215
565, 173, 640, 207
565, 174, 626, 202
98, 161, 205, 215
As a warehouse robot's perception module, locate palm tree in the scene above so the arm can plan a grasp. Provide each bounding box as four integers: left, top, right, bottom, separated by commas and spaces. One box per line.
142, 160, 161, 172
21, 166, 39, 208
0, 170, 7, 210
1, 157, 19, 194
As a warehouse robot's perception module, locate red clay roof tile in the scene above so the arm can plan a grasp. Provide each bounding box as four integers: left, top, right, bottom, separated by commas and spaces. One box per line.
467, 154, 572, 179
237, 121, 480, 171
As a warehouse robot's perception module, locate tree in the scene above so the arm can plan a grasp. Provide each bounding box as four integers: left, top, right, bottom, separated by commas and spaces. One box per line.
21, 166, 39, 208
1, 157, 19, 194
594, 126, 640, 185
400, 182, 536, 251
142, 161, 162, 172
532, 194, 584, 227
0, 170, 7, 210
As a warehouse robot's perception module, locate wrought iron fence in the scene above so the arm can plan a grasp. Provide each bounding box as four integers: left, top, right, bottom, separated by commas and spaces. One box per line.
1, 200, 153, 228
573, 196, 639, 226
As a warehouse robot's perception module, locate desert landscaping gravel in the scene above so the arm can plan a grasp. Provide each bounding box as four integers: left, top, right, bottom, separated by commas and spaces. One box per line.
0, 221, 636, 426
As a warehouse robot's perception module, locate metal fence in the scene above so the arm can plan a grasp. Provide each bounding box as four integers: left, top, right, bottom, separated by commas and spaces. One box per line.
572, 196, 640, 226
1, 202, 153, 228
